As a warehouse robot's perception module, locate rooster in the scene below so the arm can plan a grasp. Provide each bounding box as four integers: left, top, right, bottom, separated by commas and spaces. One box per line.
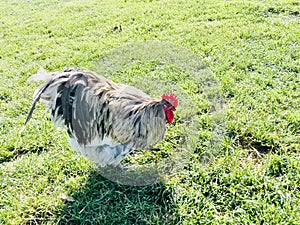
25, 68, 178, 168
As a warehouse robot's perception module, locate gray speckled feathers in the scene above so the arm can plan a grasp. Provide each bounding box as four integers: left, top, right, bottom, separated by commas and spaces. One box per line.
26, 68, 169, 167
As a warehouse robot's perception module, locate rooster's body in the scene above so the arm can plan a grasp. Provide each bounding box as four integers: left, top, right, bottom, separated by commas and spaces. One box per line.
26, 68, 178, 168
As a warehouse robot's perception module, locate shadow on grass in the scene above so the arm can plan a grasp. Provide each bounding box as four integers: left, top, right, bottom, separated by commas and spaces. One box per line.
0, 145, 46, 164
58, 170, 178, 225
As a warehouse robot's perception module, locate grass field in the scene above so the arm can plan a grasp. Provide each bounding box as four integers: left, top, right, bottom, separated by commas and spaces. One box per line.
1, 0, 300, 224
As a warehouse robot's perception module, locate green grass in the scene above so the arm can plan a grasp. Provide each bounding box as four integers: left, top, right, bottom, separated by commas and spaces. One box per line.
1, 0, 300, 224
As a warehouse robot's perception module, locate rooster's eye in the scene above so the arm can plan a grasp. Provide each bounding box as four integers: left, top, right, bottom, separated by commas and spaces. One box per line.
166, 105, 175, 111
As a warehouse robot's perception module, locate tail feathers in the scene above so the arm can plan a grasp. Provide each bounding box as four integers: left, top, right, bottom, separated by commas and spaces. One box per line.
28, 67, 54, 82
25, 67, 51, 125
25, 67, 72, 125
25, 82, 52, 125
25, 67, 85, 126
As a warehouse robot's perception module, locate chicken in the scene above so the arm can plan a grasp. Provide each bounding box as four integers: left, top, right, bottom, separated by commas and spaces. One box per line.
25, 68, 178, 168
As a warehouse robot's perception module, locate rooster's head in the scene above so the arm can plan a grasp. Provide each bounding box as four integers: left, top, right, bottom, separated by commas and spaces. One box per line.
161, 93, 178, 124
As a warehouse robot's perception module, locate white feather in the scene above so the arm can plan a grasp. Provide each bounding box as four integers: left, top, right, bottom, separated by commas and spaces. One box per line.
28, 67, 53, 82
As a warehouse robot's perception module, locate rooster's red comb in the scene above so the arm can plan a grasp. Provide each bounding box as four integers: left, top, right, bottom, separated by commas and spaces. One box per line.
161, 93, 178, 108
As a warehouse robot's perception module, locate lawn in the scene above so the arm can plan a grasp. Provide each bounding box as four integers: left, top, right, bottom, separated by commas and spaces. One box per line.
1, 0, 300, 224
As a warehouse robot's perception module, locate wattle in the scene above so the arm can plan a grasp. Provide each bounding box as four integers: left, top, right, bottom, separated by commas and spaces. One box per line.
165, 109, 174, 124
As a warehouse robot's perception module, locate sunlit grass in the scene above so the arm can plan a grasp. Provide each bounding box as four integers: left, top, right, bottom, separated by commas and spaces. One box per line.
1, 0, 300, 224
